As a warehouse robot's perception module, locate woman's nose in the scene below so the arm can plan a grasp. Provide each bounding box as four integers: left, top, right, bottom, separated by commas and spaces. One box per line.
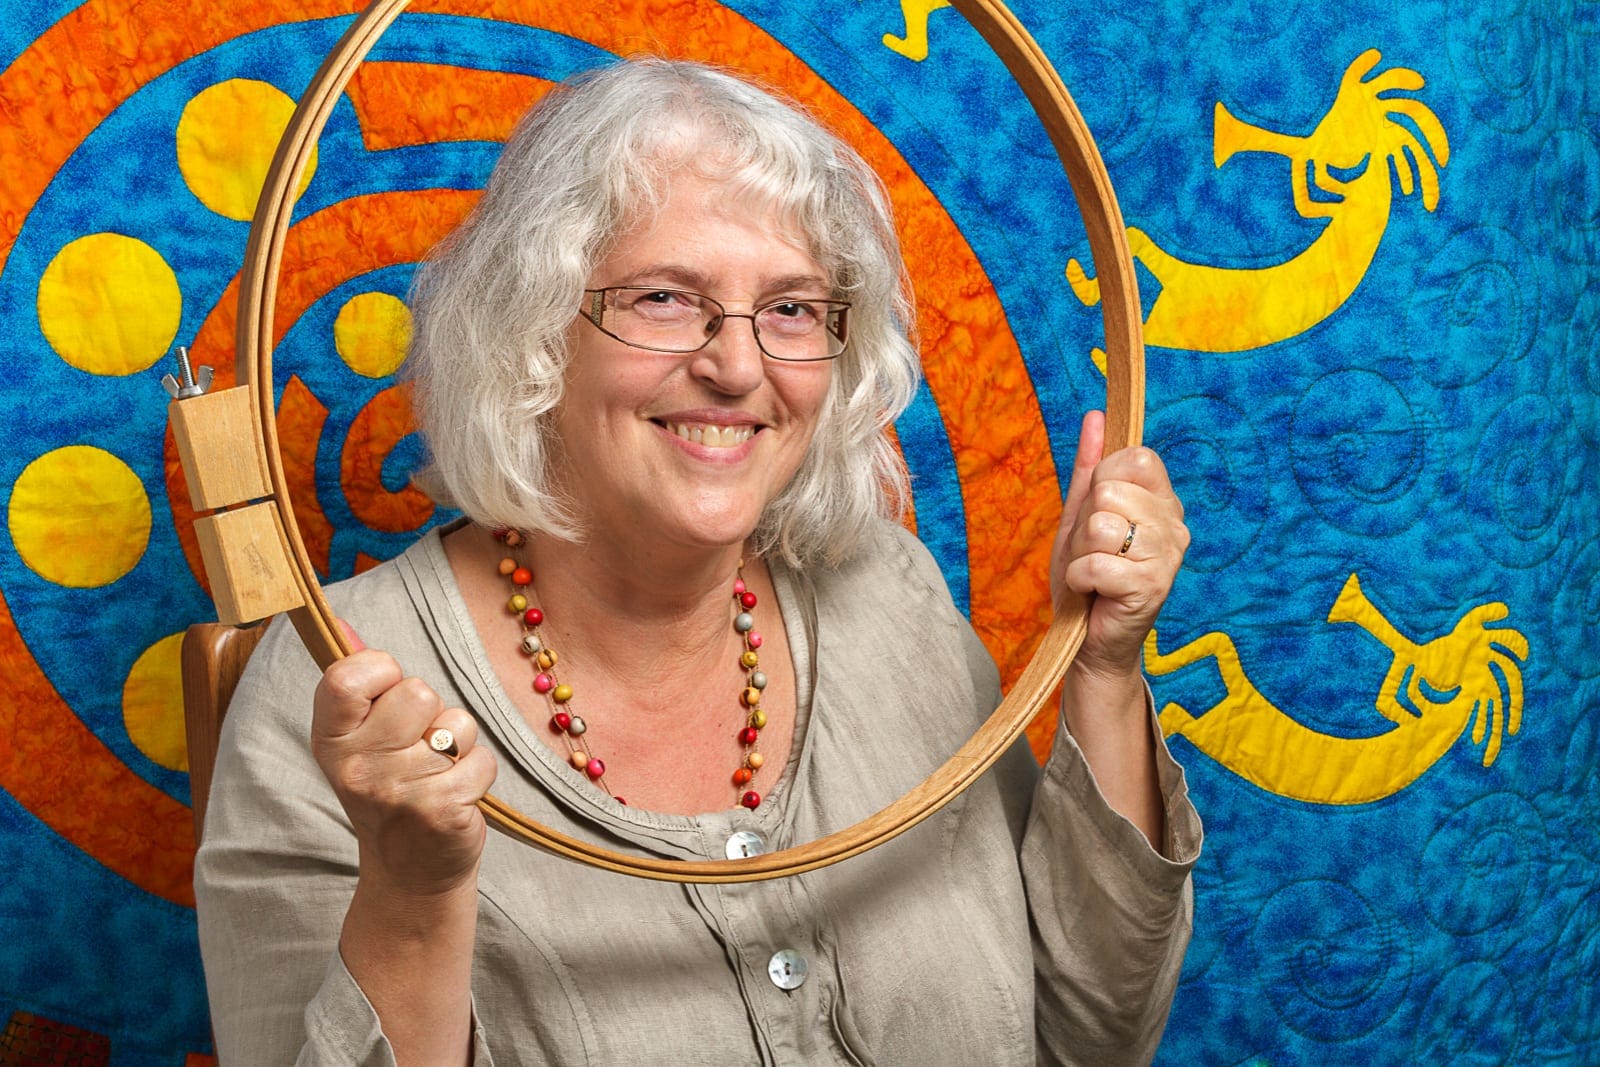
689, 313, 767, 394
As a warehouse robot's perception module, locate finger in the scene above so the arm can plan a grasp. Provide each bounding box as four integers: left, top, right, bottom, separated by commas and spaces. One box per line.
1068, 510, 1147, 562
336, 617, 368, 653
1054, 412, 1108, 583
1073, 516, 1186, 578
449, 745, 499, 802
1089, 445, 1182, 509
1078, 479, 1179, 537
421, 707, 480, 762
364, 675, 449, 751
314, 650, 404, 740
1062, 553, 1172, 606
412, 745, 499, 819
1061, 410, 1107, 528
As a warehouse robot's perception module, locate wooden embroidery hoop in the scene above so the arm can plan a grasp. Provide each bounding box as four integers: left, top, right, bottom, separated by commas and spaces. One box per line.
171, 0, 1144, 882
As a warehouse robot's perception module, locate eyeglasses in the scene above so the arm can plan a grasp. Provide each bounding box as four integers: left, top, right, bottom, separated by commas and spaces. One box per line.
581, 287, 849, 362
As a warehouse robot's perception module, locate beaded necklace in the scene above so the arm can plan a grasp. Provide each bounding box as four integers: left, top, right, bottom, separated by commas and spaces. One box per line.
491, 527, 771, 810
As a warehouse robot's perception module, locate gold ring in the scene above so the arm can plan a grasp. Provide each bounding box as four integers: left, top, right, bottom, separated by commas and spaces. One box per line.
426, 727, 459, 759
1117, 521, 1138, 557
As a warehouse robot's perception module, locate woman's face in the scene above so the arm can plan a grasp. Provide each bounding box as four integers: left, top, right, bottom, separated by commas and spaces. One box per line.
552, 172, 834, 558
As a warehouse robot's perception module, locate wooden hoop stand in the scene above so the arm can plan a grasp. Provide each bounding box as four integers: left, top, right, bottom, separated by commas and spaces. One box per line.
170, 0, 1144, 882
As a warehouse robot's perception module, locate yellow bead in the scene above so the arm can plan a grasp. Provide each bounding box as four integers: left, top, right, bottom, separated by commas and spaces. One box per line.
553, 684, 573, 703
741, 651, 759, 669
508, 593, 527, 613
742, 686, 762, 707
747, 752, 764, 770
570, 751, 588, 770
537, 650, 557, 669
750, 709, 768, 729
498, 557, 517, 575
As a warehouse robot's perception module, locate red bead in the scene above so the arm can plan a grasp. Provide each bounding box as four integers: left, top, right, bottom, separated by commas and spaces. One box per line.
616, 796, 627, 806
492, 527, 509, 541
548, 715, 564, 734
733, 768, 753, 786
553, 711, 572, 732
524, 607, 544, 626
512, 567, 533, 587
748, 633, 763, 649
740, 591, 758, 609
739, 726, 759, 745
586, 758, 605, 780
741, 791, 761, 809
534, 673, 554, 693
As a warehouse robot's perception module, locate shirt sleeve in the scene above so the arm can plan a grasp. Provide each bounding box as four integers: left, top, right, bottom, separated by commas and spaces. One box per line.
889, 518, 1200, 1064
1018, 683, 1201, 1065
193, 617, 495, 1067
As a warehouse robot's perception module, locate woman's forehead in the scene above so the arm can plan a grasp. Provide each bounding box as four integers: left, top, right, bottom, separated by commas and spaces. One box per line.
603, 172, 826, 283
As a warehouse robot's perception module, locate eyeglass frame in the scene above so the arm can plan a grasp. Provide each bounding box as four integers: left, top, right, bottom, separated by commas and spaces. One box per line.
580, 286, 850, 363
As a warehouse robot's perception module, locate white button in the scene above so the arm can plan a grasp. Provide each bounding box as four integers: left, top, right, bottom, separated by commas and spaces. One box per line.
768, 949, 808, 990
725, 830, 766, 859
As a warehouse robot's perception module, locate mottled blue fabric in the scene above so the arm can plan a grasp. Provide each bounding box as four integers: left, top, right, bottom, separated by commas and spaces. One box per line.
0, 3, 1593, 1062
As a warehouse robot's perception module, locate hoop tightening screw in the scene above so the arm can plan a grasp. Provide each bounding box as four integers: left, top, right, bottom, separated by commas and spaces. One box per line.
161, 346, 213, 400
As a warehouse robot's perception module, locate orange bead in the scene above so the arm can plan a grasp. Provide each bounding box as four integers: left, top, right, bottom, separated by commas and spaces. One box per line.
570, 751, 588, 770
733, 768, 753, 786
498, 557, 517, 575
746, 752, 764, 770
512, 567, 533, 587
742, 686, 762, 707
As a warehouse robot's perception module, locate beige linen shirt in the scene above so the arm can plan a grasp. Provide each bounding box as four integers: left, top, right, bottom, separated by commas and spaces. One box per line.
196, 520, 1200, 1065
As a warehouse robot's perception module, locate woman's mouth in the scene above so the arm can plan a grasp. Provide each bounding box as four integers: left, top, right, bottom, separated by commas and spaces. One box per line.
661, 421, 758, 448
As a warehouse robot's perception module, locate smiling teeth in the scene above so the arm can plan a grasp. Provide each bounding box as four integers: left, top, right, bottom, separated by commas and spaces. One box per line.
667, 422, 755, 448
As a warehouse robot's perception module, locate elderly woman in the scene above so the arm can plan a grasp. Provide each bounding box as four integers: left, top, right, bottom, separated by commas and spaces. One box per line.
196, 58, 1199, 1065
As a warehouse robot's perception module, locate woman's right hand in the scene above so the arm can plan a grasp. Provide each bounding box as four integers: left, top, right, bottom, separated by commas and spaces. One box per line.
310, 627, 498, 897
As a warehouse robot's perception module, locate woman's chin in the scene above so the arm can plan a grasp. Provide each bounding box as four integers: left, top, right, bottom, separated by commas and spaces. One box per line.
640, 501, 766, 556
672, 517, 764, 554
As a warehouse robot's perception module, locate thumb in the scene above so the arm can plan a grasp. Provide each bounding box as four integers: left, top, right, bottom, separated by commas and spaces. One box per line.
337, 617, 368, 653
312, 620, 398, 744
1061, 410, 1106, 526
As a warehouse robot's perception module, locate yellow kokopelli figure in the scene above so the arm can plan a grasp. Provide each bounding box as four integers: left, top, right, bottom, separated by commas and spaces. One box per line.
1067, 49, 1450, 364
1147, 574, 1528, 804
883, 0, 951, 62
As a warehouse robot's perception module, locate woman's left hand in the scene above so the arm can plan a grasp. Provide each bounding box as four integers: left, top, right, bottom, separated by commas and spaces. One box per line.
1051, 410, 1189, 682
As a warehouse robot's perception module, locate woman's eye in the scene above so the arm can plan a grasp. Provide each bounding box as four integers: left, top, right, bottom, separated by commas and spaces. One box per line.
623, 290, 700, 320
767, 302, 819, 322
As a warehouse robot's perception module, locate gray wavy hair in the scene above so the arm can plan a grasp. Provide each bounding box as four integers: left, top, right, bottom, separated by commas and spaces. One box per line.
405, 57, 921, 566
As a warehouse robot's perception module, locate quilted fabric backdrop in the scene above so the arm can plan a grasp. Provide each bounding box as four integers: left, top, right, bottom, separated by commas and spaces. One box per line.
1, 1, 1595, 1062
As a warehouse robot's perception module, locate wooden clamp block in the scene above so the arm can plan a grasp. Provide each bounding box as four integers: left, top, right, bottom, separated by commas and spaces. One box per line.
169, 386, 271, 511
193, 502, 305, 625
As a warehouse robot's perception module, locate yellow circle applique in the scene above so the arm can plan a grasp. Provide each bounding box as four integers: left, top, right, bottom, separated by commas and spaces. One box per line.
334, 291, 413, 378
177, 78, 316, 221
37, 233, 182, 375
123, 632, 188, 771
9, 446, 152, 588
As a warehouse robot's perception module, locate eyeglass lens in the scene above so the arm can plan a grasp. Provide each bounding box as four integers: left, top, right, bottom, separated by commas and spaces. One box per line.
592, 288, 846, 361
